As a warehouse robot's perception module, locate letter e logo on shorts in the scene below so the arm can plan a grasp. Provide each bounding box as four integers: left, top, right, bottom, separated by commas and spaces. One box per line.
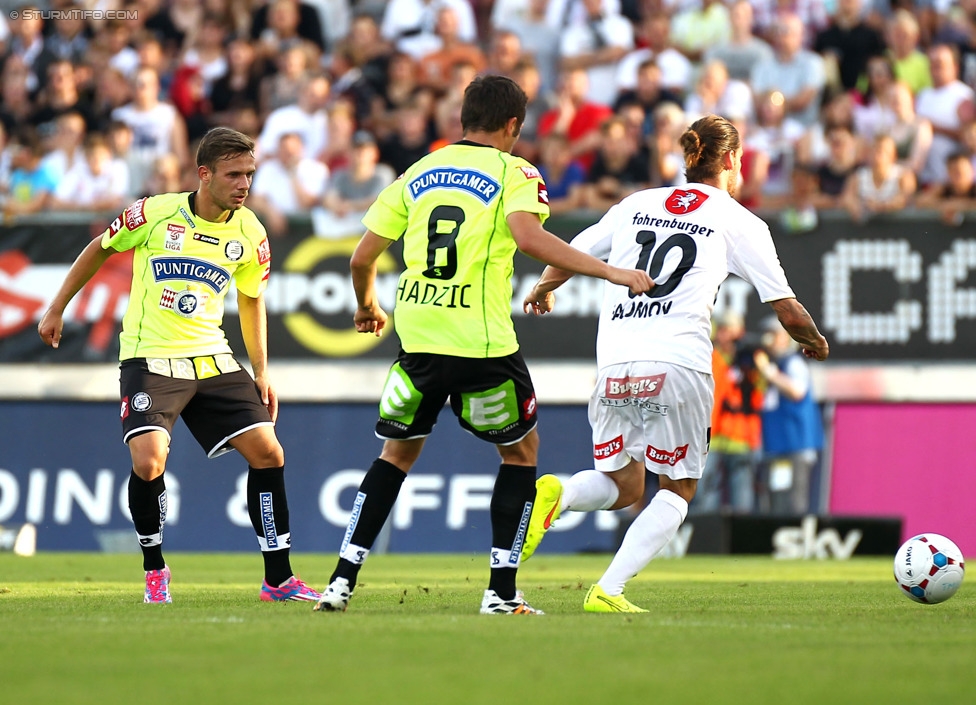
131, 392, 152, 413
594, 435, 624, 459
664, 189, 708, 215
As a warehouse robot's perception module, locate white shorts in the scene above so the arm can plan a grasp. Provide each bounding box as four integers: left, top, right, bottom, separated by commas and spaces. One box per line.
588, 361, 714, 480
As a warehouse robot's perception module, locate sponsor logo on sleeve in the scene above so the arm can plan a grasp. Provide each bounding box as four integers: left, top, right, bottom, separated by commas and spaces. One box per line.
164, 223, 185, 252
537, 181, 549, 205
646, 443, 689, 466
664, 189, 708, 215
123, 198, 148, 230
594, 435, 624, 459
108, 214, 124, 237
257, 238, 271, 265
519, 165, 542, 179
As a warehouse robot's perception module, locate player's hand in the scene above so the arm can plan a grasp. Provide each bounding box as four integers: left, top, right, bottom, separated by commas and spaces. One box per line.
354, 304, 388, 336
608, 267, 655, 296
254, 375, 279, 423
523, 289, 555, 315
802, 335, 830, 361
37, 309, 64, 349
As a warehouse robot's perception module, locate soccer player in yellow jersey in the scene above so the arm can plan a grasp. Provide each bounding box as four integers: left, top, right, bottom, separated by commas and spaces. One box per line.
313, 75, 654, 615
38, 127, 320, 604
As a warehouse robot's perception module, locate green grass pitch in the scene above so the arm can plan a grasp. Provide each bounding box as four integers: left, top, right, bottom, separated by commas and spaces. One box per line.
1, 553, 974, 705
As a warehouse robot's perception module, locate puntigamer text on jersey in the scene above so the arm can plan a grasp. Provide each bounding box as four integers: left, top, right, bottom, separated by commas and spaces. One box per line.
408, 168, 501, 204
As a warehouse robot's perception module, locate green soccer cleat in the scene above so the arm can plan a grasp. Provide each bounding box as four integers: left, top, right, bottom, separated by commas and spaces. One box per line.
583, 584, 647, 613
520, 474, 563, 562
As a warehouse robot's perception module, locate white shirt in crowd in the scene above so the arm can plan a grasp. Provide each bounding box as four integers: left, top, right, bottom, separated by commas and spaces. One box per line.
559, 12, 634, 107
915, 79, 975, 184
570, 182, 795, 373
616, 47, 694, 96
257, 105, 329, 162
251, 157, 329, 215
55, 158, 130, 207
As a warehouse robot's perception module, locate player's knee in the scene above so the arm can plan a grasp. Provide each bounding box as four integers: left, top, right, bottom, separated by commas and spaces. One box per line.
497, 429, 538, 466
250, 443, 284, 469
131, 454, 166, 481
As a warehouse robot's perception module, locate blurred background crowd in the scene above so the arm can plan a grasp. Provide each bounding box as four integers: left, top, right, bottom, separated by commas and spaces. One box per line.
4, 0, 976, 234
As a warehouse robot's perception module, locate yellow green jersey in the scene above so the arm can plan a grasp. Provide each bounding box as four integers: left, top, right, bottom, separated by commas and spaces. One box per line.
363, 141, 550, 358
101, 192, 271, 360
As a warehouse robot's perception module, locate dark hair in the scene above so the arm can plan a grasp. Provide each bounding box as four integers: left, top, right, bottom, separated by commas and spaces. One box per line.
680, 115, 741, 182
196, 127, 255, 171
460, 75, 526, 134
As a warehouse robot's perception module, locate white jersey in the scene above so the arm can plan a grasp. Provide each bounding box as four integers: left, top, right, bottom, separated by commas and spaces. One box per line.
571, 183, 795, 374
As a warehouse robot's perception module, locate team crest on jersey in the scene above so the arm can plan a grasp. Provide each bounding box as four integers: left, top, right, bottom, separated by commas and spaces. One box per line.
165, 223, 185, 252
159, 287, 207, 318
664, 189, 708, 215
224, 240, 244, 261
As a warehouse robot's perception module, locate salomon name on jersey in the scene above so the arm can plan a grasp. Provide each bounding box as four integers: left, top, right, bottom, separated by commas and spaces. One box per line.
102, 193, 271, 360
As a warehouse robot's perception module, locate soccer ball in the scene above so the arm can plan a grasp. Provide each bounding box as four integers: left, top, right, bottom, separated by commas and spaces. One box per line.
893, 533, 965, 604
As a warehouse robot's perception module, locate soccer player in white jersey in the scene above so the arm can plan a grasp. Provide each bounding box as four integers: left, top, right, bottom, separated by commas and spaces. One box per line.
520, 114, 830, 612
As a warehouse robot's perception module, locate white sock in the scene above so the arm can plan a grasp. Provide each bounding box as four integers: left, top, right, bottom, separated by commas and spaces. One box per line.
597, 489, 688, 596
561, 470, 619, 512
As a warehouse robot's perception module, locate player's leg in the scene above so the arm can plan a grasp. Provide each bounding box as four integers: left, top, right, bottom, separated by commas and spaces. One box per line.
522, 363, 644, 561
316, 352, 446, 612
128, 430, 173, 604
227, 425, 317, 601
120, 359, 188, 604
450, 351, 543, 614
180, 365, 316, 601
315, 437, 426, 611
589, 364, 711, 610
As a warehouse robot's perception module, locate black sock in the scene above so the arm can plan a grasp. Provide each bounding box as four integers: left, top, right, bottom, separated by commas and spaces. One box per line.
488, 464, 537, 600
330, 458, 406, 587
247, 466, 293, 587
128, 470, 167, 572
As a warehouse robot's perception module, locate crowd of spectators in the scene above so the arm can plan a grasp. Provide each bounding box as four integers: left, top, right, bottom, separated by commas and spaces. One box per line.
4, 0, 976, 234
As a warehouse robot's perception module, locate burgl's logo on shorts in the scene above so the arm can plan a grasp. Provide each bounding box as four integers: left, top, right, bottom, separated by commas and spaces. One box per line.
646, 443, 689, 466
605, 374, 666, 399
594, 435, 624, 459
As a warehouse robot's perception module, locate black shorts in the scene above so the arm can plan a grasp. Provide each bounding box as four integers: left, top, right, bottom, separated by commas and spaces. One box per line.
119, 356, 273, 458
375, 349, 538, 445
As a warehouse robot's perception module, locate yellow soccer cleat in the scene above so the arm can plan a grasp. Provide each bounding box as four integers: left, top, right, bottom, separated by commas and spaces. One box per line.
583, 584, 647, 613
520, 474, 563, 562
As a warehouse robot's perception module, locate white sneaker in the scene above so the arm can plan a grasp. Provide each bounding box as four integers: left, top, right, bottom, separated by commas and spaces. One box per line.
479, 589, 544, 615
313, 577, 353, 612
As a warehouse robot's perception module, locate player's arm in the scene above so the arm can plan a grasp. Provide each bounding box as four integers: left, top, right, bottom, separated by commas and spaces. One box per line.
38, 237, 115, 348
769, 297, 829, 361
237, 290, 278, 422
508, 211, 653, 295
350, 230, 393, 337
